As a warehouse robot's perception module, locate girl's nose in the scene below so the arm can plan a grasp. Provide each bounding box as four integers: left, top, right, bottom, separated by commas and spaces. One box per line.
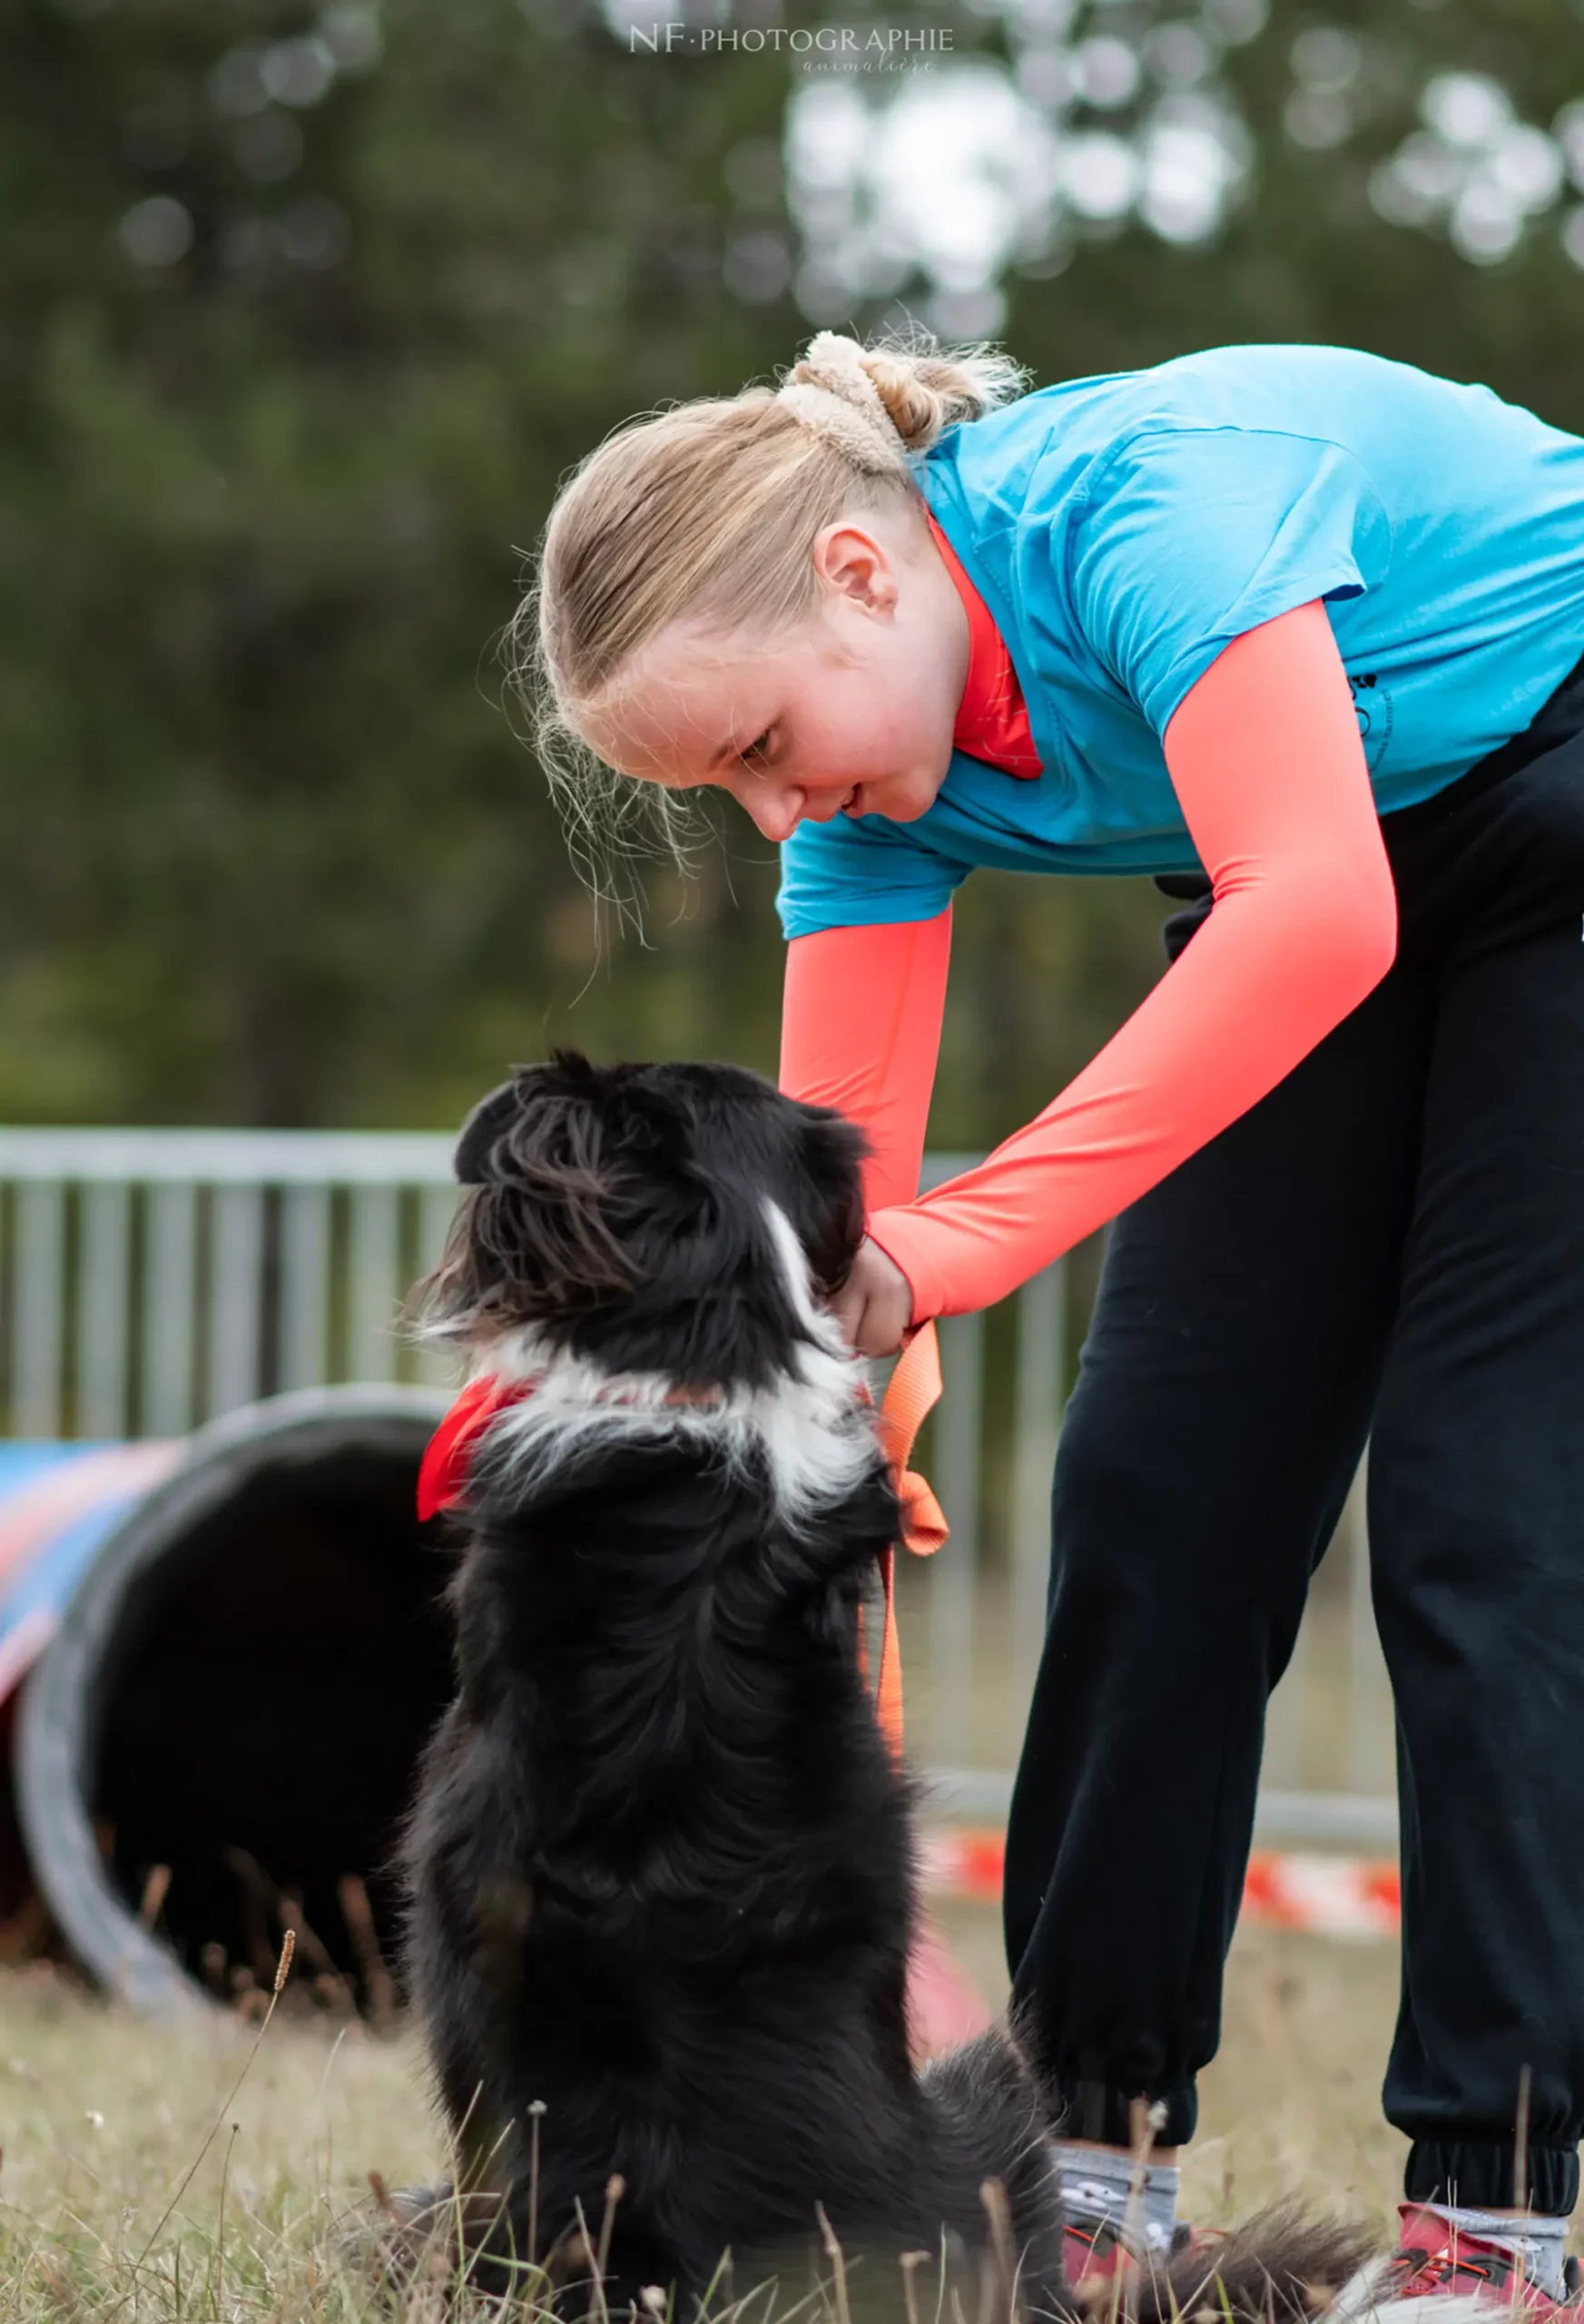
743, 784, 803, 842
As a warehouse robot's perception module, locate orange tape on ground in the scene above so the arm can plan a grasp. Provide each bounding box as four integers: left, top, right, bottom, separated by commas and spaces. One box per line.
921, 1828, 1402, 1939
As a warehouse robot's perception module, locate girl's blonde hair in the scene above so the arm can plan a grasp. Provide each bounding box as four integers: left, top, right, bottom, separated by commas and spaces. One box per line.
508, 325, 1033, 902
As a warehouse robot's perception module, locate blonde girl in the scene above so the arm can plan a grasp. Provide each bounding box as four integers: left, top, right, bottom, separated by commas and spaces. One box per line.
524, 328, 1584, 2311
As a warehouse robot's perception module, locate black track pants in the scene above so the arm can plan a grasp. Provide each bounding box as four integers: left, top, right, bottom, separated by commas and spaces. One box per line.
1003, 675, 1584, 2217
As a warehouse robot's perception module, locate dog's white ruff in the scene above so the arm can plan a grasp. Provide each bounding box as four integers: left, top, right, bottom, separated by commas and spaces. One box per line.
472, 1200, 885, 1524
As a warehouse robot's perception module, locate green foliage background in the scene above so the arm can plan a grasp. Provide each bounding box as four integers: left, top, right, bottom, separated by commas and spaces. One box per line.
4, 0, 1584, 1137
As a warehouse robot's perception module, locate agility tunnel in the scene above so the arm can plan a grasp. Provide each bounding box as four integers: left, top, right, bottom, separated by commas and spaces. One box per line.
0, 1387, 452, 2016
0, 1382, 997, 2050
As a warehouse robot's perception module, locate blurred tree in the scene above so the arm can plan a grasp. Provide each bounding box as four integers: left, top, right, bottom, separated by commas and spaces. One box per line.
0, 0, 799, 1127
1, 0, 1583, 1143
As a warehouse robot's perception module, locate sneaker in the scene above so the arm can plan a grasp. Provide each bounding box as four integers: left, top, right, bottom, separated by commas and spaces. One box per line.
1376, 2206, 1584, 2315
1062, 2217, 1198, 2302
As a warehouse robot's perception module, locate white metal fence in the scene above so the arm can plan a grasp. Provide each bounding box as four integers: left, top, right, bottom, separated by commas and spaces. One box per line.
0, 1128, 1397, 1846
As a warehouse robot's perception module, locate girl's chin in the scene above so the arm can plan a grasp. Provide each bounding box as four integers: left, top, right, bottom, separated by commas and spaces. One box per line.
847, 773, 940, 823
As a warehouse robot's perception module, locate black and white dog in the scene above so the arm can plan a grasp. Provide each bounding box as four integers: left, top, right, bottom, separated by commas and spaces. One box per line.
398, 1053, 1372, 2321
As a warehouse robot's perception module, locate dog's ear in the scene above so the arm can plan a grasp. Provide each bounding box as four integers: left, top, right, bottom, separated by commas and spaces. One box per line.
453, 1077, 525, 1186
787, 1105, 869, 1298
453, 1054, 615, 1190
424, 1053, 644, 1338
477, 1053, 642, 1310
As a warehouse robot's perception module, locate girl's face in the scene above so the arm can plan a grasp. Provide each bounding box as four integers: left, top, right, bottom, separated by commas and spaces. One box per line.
580, 500, 970, 843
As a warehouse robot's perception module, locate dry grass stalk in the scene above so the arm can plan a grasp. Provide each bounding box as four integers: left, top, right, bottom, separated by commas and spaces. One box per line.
136, 1864, 172, 1932
815, 2204, 852, 2324
527, 2095, 546, 2264
544, 2203, 601, 2295
597, 2172, 625, 2282
107, 1925, 297, 2317
0, 1889, 51, 1964
212, 2119, 240, 2317
900, 2249, 931, 2324
979, 2178, 1020, 2324
224, 1846, 284, 1985
337, 1873, 398, 2030
278, 1886, 358, 2012
1122, 2095, 1167, 2265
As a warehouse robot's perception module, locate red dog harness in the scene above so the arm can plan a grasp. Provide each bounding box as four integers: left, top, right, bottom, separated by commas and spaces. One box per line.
416, 1324, 949, 1755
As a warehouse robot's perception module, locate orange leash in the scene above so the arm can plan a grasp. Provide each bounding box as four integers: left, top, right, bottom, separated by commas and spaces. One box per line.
867, 1321, 949, 1756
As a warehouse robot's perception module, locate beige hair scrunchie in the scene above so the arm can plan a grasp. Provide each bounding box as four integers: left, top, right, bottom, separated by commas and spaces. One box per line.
776, 332, 907, 475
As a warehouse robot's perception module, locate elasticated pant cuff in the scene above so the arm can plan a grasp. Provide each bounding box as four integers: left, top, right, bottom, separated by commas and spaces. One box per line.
1049, 2080, 1198, 2151
1405, 2142, 1579, 2218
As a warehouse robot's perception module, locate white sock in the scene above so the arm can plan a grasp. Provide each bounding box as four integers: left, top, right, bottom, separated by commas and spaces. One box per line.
1428, 2204, 1569, 2299
1051, 2142, 1180, 2257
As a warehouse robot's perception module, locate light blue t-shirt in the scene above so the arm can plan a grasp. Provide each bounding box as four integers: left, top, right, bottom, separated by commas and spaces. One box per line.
777, 344, 1584, 939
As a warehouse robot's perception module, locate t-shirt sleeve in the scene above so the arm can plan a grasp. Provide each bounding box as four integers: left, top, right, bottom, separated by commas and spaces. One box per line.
776, 808, 971, 940
1067, 425, 1394, 736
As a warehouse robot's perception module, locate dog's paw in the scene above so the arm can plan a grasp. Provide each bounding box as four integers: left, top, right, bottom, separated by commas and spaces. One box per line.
343, 2175, 466, 2306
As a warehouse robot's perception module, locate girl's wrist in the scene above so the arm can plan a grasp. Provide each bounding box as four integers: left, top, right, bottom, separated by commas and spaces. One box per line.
864, 1216, 929, 1331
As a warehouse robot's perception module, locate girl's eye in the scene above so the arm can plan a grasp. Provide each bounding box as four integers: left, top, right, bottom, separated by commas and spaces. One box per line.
740, 731, 772, 765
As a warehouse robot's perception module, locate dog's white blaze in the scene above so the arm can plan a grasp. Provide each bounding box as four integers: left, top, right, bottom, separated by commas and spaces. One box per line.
753, 1197, 883, 1514
475, 1206, 882, 1523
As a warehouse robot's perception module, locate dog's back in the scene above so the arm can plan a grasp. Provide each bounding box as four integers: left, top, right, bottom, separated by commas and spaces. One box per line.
403, 1405, 1065, 2307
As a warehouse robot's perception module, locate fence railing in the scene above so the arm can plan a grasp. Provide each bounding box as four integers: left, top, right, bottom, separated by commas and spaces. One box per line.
0, 1128, 1397, 1846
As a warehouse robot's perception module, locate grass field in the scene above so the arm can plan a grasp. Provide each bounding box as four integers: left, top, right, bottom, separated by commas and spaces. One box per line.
0, 1913, 1422, 2323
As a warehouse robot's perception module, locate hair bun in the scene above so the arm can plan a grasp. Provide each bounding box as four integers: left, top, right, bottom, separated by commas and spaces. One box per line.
777, 330, 1033, 462
785, 332, 892, 423
777, 333, 909, 476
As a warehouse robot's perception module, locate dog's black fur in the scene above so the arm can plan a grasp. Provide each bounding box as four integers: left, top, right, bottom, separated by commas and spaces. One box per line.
398, 1053, 1375, 2321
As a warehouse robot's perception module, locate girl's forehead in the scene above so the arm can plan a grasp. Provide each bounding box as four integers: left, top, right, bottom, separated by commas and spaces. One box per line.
602, 622, 736, 711
597, 616, 804, 726
659, 611, 798, 677
582, 634, 782, 778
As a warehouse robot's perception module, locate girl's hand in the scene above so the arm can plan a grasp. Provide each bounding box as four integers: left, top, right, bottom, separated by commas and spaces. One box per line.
828, 1236, 915, 1359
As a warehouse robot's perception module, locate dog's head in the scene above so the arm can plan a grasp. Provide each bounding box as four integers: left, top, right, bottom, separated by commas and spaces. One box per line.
421, 1052, 868, 1391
